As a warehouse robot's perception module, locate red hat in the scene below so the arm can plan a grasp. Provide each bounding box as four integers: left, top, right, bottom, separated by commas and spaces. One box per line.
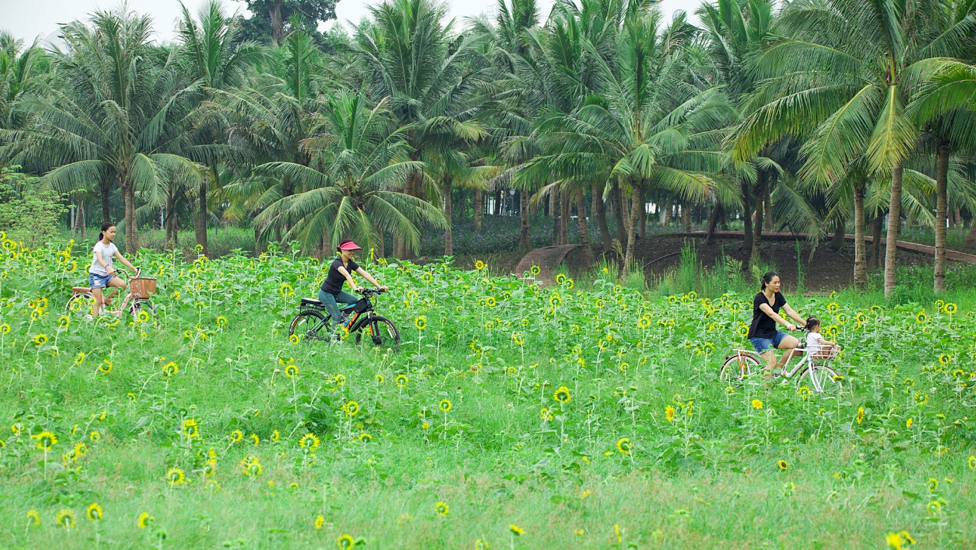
338, 240, 362, 251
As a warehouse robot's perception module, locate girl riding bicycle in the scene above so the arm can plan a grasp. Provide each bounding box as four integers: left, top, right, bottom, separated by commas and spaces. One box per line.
89, 223, 140, 317
748, 271, 807, 378
319, 239, 387, 330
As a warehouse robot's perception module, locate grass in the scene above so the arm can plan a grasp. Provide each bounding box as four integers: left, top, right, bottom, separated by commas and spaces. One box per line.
1, 236, 975, 549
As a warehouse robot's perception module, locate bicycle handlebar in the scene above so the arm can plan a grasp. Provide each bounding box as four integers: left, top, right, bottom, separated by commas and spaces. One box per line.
360, 288, 386, 296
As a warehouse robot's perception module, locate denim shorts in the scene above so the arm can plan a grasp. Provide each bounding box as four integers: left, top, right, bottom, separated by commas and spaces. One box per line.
89, 272, 114, 289
750, 331, 787, 354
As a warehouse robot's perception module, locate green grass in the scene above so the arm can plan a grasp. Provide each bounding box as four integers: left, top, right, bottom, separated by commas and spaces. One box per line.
1, 237, 975, 549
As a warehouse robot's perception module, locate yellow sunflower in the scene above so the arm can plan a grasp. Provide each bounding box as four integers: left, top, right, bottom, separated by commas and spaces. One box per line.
343, 401, 360, 417
553, 386, 571, 403
166, 468, 185, 486
778, 460, 788, 470
414, 316, 427, 330
616, 437, 631, 454
55, 509, 76, 529
86, 503, 102, 521
665, 405, 675, 422
337, 534, 355, 550
435, 502, 449, 516
285, 364, 298, 378
439, 399, 452, 412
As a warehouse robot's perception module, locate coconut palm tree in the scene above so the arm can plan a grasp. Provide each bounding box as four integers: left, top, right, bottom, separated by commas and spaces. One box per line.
252, 92, 447, 254
733, 0, 976, 297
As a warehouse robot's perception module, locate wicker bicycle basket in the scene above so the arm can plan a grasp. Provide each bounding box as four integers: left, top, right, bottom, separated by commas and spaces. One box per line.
130, 278, 157, 299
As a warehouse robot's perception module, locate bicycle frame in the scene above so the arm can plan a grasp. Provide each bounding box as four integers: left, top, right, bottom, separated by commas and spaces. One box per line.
728, 347, 812, 379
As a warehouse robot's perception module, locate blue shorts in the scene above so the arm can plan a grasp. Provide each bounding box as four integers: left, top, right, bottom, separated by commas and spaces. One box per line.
89, 272, 114, 289
750, 331, 787, 354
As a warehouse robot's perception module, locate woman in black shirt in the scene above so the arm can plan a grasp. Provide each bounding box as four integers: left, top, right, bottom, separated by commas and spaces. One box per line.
748, 271, 807, 377
318, 239, 387, 330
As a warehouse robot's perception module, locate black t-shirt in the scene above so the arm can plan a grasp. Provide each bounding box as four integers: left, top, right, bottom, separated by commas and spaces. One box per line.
321, 257, 360, 294
748, 291, 786, 339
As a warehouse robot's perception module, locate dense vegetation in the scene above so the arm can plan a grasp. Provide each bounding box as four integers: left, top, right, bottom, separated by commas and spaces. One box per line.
1, 0, 975, 294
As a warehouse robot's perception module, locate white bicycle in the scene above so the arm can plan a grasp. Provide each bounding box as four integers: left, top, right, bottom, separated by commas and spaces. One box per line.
720, 332, 843, 394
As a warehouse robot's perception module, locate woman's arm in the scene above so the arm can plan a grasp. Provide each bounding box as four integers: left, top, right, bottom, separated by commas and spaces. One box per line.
114, 250, 138, 273
781, 304, 806, 326
355, 267, 388, 290
336, 266, 362, 291
759, 303, 797, 330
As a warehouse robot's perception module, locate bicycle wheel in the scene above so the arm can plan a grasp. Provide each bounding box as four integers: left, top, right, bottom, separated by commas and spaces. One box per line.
798, 364, 844, 394
720, 352, 761, 382
65, 293, 94, 314
289, 310, 331, 342
356, 315, 400, 353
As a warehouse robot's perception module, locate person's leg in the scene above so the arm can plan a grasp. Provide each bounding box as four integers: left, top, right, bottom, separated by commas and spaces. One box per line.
104, 277, 127, 312
335, 290, 359, 308
91, 288, 104, 316
318, 290, 341, 329
775, 334, 800, 369
761, 350, 776, 378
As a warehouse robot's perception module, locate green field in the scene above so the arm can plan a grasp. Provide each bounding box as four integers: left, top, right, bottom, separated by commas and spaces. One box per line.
1, 237, 975, 550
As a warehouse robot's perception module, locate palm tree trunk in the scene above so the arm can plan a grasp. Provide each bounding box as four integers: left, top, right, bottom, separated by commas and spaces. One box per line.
613, 184, 627, 244
638, 198, 647, 239
830, 219, 846, 249
764, 189, 774, 232
122, 181, 138, 254
374, 226, 384, 259
662, 202, 672, 226
751, 180, 764, 265
934, 141, 949, 293
742, 181, 753, 254
623, 182, 643, 273
474, 188, 483, 230
101, 182, 111, 225
493, 190, 502, 216
550, 190, 559, 244
965, 212, 976, 252
270, 0, 285, 44
519, 190, 531, 250
884, 161, 904, 298
853, 186, 867, 289
443, 177, 453, 256
593, 186, 611, 252
560, 190, 570, 245
705, 204, 723, 245
197, 168, 215, 257
165, 194, 178, 250
682, 203, 692, 232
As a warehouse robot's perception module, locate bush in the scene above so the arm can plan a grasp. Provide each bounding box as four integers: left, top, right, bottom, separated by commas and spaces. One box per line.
0, 167, 67, 249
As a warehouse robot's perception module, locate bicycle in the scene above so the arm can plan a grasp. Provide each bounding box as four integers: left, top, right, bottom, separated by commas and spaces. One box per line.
66, 268, 158, 318
720, 329, 843, 394
288, 288, 401, 352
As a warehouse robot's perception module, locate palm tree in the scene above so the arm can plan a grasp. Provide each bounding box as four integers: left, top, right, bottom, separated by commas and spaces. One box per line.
252, 92, 447, 254
15, 6, 202, 253
0, 33, 49, 167
354, 0, 485, 258
733, 0, 976, 298
177, 0, 263, 255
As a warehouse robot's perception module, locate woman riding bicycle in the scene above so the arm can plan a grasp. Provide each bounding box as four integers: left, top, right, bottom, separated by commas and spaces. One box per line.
319, 239, 387, 331
89, 223, 140, 317
748, 271, 807, 378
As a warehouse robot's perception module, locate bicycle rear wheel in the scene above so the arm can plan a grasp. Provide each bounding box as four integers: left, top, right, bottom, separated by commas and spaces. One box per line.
65, 293, 94, 314
798, 364, 844, 394
289, 310, 331, 343
720, 352, 760, 382
356, 315, 400, 353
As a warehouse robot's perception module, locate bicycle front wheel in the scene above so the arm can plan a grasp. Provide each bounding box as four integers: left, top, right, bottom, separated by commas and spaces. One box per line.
798, 364, 844, 394
289, 310, 331, 343
356, 315, 400, 353
720, 352, 760, 382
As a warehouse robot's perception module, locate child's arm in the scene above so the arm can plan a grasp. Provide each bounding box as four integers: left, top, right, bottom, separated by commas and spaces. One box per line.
114, 250, 138, 273
95, 250, 113, 274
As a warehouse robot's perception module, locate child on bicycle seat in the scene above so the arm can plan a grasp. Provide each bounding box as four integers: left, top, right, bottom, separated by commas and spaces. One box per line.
319, 239, 387, 331
89, 223, 140, 317
804, 317, 838, 359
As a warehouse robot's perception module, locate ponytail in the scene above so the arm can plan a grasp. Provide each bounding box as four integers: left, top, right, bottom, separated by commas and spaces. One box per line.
760, 271, 779, 291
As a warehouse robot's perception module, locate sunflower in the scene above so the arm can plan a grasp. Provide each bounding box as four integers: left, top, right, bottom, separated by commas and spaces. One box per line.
856, 407, 865, 425
915, 311, 927, 324
549, 294, 562, 307
289, 333, 300, 345
32, 431, 57, 451
98, 360, 112, 373
374, 374, 384, 384
136, 309, 150, 323
299, 433, 321, 450
314, 514, 325, 529
435, 501, 449, 516
414, 316, 427, 330
55, 509, 76, 529
827, 302, 840, 314
939, 353, 951, 365
279, 283, 294, 297
32, 333, 48, 346
751, 399, 763, 410
906, 418, 913, 428
395, 374, 408, 388
595, 298, 605, 309
665, 405, 675, 422
509, 524, 525, 536
343, 401, 360, 417
73, 442, 87, 457
358, 433, 372, 442
474, 260, 486, 271
945, 302, 958, 314
231, 430, 243, 443
737, 325, 749, 338
86, 503, 102, 521
968, 456, 976, 470
0, 323, 9, 334
797, 387, 811, 400
555, 273, 568, 285
138, 512, 152, 529
334, 373, 346, 385
337, 534, 355, 549
166, 468, 185, 486
216, 316, 228, 327
162, 362, 178, 376
512, 332, 524, 345
250, 434, 260, 445
58, 315, 70, 329
530, 265, 541, 275
27, 509, 40, 526
616, 437, 631, 454
285, 364, 298, 378
553, 386, 571, 403
421, 271, 433, 283
271, 429, 280, 442
182, 419, 199, 439
486, 296, 497, 307
637, 316, 651, 329
778, 460, 788, 470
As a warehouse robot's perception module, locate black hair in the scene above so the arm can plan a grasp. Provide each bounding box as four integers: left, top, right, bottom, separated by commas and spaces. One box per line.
760, 271, 780, 291
806, 316, 820, 330
337, 238, 354, 253
98, 222, 115, 243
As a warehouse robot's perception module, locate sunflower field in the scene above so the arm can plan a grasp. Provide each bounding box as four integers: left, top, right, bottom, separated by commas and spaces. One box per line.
1, 234, 975, 549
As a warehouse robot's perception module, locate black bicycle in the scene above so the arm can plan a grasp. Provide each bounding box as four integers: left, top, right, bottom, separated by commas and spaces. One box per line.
288, 288, 401, 351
